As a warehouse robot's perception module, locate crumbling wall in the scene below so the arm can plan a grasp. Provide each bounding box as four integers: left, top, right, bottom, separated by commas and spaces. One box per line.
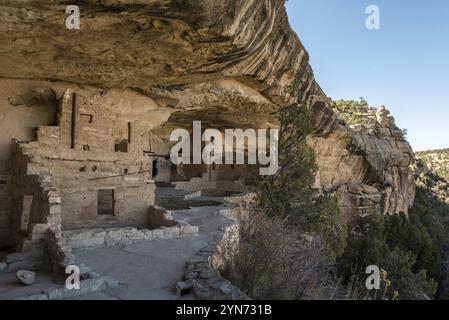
183, 193, 253, 300
7, 145, 62, 264
1, 81, 179, 247
14, 88, 163, 231
174, 164, 249, 183
0, 80, 57, 248
0, 78, 253, 250
148, 206, 177, 229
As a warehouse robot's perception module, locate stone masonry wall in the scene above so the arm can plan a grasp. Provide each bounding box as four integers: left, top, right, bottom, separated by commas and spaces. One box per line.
182, 193, 253, 300
13, 88, 166, 232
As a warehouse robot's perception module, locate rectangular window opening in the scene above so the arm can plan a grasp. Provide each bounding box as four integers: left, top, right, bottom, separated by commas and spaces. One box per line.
97, 189, 115, 216
80, 113, 93, 123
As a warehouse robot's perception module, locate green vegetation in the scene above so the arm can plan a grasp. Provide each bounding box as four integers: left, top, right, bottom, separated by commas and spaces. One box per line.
330, 98, 371, 126
221, 87, 345, 299
416, 149, 449, 182
223, 89, 449, 300
256, 87, 346, 261
256, 99, 316, 220
337, 171, 449, 299
416, 148, 449, 156
415, 158, 449, 203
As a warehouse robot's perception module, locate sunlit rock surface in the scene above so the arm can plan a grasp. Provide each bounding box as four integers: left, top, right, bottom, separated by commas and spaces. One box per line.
0, 0, 415, 229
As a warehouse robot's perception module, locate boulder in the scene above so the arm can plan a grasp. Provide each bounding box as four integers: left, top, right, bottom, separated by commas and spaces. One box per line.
16, 270, 35, 286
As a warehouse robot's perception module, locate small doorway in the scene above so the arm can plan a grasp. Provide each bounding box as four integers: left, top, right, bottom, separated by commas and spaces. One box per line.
97, 189, 115, 215
152, 160, 159, 179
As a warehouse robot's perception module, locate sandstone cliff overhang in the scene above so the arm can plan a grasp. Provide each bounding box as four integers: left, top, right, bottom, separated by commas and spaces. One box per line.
0, 0, 321, 104
0, 0, 415, 233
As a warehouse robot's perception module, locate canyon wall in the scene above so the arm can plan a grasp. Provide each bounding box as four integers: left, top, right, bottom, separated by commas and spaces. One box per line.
309, 106, 415, 222
0, 0, 415, 247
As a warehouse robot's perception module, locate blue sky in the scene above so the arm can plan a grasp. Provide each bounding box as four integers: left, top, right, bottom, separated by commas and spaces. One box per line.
286, 0, 449, 151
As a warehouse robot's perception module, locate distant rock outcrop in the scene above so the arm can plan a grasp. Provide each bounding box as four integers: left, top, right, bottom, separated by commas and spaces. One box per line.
416, 149, 449, 181
415, 149, 449, 204
309, 102, 415, 222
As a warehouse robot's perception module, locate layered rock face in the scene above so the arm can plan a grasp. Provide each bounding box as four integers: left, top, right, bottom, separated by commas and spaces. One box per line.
309, 106, 415, 222
0, 0, 314, 102
0, 0, 415, 243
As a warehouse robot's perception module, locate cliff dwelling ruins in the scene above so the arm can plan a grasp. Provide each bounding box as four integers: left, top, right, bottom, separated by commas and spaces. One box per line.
0, 80, 254, 247
0, 0, 416, 300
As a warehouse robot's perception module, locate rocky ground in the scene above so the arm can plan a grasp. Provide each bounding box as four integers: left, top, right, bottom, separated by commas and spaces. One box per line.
0, 193, 235, 300
71, 201, 233, 300
0, 269, 59, 300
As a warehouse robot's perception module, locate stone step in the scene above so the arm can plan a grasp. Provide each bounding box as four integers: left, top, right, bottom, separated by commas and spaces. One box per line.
184, 190, 202, 200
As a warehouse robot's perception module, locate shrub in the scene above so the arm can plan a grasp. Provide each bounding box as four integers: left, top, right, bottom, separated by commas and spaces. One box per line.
221, 87, 346, 299
330, 98, 370, 126
221, 205, 331, 300
337, 204, 447, 299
